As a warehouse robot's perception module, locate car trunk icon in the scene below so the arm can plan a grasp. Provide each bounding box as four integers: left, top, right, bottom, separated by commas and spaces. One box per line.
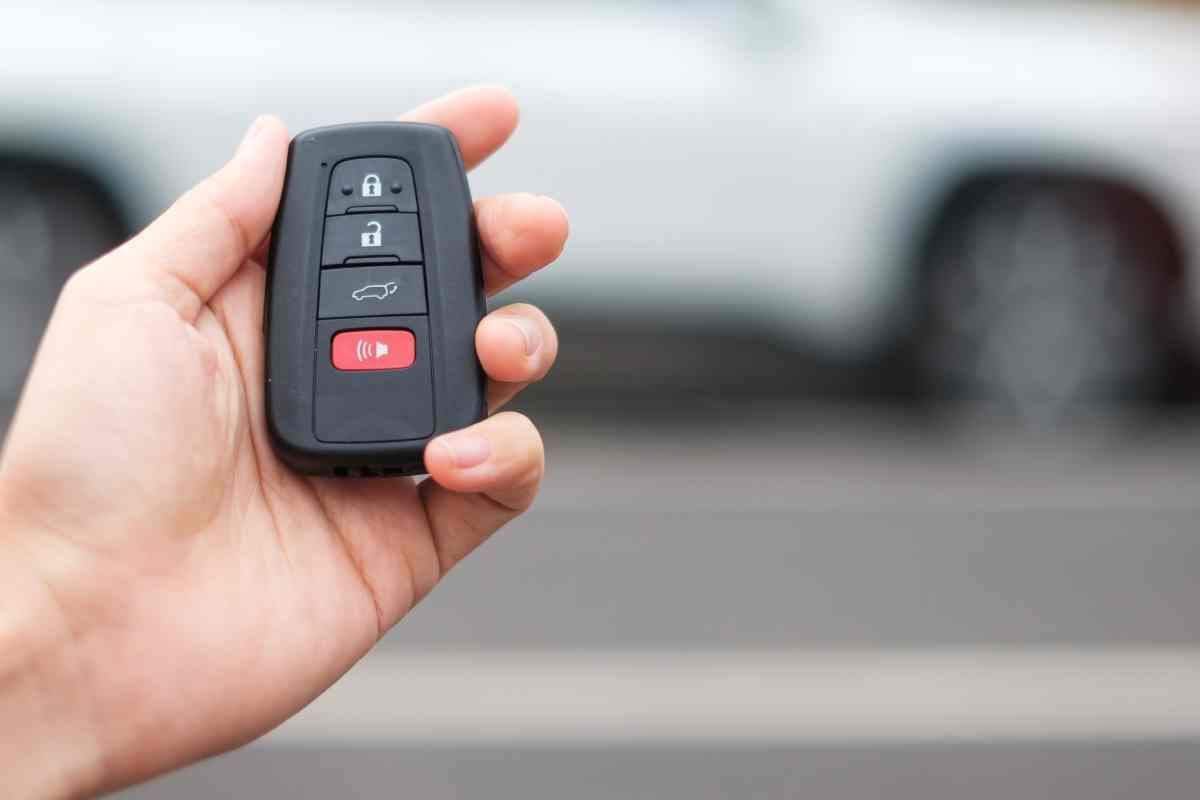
351, 281, 399, 302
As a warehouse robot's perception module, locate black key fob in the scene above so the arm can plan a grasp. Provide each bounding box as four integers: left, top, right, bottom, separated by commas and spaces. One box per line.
265, 122, 486, 476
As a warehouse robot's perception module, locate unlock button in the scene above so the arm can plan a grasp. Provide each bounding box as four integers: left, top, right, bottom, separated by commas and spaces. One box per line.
322, 212, 422, 266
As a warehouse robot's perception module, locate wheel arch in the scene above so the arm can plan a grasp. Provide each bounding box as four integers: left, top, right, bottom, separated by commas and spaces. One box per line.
0, 133, 142, 241
893, 157, 1190, 339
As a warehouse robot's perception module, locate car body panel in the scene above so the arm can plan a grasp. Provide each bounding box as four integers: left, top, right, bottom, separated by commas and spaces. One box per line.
3, 0, 1199, 359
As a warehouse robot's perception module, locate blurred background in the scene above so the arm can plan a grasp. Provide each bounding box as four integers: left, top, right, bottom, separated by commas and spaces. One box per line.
4, 0, 1200, 797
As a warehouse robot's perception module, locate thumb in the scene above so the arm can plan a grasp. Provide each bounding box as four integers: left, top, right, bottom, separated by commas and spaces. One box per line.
99, 115, 289, 322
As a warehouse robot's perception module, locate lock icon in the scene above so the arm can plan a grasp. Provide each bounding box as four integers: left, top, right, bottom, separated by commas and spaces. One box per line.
361, 220, 383, 248
361, 173, 382, 198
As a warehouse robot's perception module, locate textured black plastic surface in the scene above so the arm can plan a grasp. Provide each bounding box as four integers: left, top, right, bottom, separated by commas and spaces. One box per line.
265, 122, 486, 475
318, 264, 426, 319
326, 157, 417, 215
322, 212, 422, 265
314, 316, 434, 443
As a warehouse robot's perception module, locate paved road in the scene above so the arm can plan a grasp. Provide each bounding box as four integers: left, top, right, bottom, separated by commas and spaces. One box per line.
385, 410, 1200, 648
134, 742, 1200, 800
126, 411, 1200, 798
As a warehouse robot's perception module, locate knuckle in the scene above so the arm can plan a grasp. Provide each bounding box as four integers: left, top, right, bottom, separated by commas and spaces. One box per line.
505, 460, 544, 514
59, 265, 97, 301
516, 424, 546, 485
164, 182, 251, 271
500, 409, 540, 439
59, 260, 120, 307
192, 188, 253, 267
507, 475, 541, 514
499, 411, 545, 467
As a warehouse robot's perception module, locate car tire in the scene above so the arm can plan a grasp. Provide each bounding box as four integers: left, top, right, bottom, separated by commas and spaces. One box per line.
0, 159, 127, 431
910, 176, 1186, 428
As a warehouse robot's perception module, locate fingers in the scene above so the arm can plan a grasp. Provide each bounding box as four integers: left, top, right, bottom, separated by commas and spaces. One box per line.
403, 88, 567, 295
399, 86, 520, 171
99, 116, 289, 322
419, 412, 544, 575
76, 87, 543, 324
476, 193, 569, 296
476, 304, 558, 412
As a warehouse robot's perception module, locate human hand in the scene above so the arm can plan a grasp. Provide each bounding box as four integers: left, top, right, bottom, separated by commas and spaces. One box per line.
0, 87, 567, 797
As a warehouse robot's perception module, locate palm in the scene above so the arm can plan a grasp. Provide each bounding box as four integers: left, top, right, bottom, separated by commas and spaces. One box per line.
0, 88, 567, 792
181, 259, 436, 697
15, 258, 429, 764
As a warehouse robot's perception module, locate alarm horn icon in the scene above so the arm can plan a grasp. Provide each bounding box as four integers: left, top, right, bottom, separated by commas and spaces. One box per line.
355, 339, 390, 362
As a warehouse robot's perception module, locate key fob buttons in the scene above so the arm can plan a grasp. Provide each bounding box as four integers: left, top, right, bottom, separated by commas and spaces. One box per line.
265, 123, 486, 475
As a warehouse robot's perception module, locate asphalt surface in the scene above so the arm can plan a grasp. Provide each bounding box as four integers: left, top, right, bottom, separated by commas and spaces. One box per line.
124, 409, 1200, 799
132, 742, 1200, 800
379, 409, 1200, 649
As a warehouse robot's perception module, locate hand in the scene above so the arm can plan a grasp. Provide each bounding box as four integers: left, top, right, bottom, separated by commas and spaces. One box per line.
0, 87, 568, 797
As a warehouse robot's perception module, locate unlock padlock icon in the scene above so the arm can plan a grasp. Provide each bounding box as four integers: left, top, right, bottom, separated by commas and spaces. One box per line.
361, 220, 383, 248
361, 173, 382, 197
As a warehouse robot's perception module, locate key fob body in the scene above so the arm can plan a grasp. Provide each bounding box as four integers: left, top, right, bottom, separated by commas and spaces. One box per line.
265, 122, 486, 476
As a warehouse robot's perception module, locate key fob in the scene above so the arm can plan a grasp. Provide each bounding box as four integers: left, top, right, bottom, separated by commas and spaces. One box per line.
265, 122, 486, 476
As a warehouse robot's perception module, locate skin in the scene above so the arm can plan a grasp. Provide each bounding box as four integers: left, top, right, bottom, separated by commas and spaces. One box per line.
0, 87, 568, 798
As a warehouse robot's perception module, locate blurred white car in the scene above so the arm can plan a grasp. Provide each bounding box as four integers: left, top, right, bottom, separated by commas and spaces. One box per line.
3, 0, 1200, 421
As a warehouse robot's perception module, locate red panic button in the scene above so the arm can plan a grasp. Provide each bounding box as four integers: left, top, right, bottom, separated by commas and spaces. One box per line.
331, 329, 416, 371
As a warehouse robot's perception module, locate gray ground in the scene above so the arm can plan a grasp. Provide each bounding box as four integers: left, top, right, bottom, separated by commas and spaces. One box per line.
125, 409, 1200, 799
131, 743, 1200, 800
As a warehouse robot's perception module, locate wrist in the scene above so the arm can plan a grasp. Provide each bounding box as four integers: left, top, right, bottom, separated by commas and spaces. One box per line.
0, 505, 109, 799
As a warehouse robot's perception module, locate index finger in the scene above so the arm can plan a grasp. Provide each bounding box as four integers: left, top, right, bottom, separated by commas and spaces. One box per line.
399, 86, 520, 171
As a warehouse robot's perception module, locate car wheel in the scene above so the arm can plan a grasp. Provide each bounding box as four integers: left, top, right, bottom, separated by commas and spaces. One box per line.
0, 160, 127, 432
911, 177, 1185, 428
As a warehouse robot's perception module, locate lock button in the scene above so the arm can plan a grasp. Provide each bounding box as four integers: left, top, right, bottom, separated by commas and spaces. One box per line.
322, 212, 422, 266
327, 157, 417, 215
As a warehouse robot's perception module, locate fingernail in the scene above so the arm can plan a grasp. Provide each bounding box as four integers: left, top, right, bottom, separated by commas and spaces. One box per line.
501, 316, 542, 357
437, 433, 492, 469
237, 115, 269, 155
